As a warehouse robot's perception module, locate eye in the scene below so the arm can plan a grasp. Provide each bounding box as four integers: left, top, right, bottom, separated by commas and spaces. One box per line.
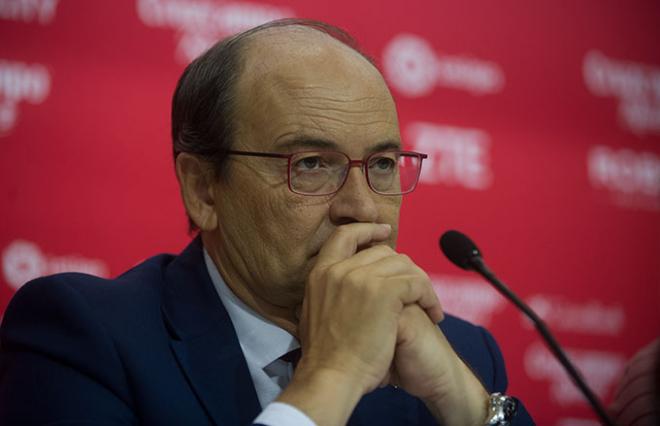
293, 155, 324, 171
369, 156, 397, 172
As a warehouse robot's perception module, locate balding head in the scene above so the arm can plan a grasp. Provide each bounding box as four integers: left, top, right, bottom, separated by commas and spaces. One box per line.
171, 19, 388, 230
232, 25, 396, 151
239, 24, 380, 83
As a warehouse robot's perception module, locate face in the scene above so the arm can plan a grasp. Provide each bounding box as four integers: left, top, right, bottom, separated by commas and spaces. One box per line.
205, 29, 402, 313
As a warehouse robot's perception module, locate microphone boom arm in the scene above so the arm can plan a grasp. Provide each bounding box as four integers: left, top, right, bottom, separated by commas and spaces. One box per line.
469, 256, 616, 426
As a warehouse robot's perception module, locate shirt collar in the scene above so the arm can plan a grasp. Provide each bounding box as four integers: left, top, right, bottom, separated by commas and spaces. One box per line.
203, 249, 299, 370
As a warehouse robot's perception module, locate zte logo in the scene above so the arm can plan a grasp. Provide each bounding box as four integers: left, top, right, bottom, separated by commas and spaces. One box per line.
382, 33, 505, 98
408, 122, 493, 190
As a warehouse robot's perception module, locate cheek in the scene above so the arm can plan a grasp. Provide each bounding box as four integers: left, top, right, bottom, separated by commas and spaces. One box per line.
259, 193, 325, 252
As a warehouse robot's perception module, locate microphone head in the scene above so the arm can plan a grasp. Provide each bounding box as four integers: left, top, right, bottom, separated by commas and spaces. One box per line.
439, 230, 482, 270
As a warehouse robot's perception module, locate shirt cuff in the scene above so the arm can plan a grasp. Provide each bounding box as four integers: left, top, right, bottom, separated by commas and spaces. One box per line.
253, 402, 317, 426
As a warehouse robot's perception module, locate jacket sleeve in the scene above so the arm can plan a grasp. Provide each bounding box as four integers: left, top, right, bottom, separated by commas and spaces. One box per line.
477, 325, 535, 425
0, 277, 138, 425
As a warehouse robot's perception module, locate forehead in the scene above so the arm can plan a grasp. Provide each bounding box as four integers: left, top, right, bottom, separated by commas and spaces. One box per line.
233, 27, 401, 155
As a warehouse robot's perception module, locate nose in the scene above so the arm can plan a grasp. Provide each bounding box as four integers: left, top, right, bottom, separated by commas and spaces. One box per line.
328, 166, 379, 226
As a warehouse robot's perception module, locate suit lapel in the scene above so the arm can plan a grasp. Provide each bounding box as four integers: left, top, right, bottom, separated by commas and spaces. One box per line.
161, 237, 261, 425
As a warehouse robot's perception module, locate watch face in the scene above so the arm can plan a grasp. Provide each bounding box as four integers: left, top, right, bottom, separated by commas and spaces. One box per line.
503, 397, 517, 419
486, 393, 517, 425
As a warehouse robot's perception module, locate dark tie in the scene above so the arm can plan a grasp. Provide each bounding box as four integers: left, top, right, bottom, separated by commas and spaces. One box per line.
281, 348, 301, 369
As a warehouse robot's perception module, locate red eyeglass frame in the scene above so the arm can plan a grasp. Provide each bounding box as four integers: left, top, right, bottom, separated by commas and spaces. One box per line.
226, 150, 428, 196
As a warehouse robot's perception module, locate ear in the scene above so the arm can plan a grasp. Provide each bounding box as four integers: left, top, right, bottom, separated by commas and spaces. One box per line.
175, 153, 219, 231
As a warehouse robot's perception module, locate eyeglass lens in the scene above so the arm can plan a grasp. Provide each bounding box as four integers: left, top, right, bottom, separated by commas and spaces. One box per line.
289, 152, 421, 195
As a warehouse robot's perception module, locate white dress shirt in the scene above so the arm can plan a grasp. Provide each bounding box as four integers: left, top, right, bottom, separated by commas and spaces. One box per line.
204, 250, 315, 426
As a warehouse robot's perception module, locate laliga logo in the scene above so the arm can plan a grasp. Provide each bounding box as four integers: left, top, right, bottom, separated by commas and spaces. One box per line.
430, 274, 505, 326
382, 33, 505, 97
524, 342, 626, 406
2, 240, 109, 290
0, 59, 51, 136
407, 121, 493, 190
136, 0, 294, 64
526, 295, 625, 336
583, 50, 660, 135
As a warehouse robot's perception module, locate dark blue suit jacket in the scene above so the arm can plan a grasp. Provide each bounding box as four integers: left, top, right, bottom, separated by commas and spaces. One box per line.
0, 238, 534, 425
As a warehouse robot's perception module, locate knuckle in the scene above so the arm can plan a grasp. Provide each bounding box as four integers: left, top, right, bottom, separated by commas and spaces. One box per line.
393, 254, 412, 268
344, 268, 365, 287
345, 270, 381, 297
326, 264, 345, 283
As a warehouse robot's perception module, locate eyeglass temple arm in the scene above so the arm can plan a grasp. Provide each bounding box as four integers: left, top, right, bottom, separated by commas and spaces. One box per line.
226, 150, 289, 159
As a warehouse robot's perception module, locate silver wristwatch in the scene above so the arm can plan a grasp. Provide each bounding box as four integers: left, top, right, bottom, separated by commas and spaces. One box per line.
484, 392, 517, 426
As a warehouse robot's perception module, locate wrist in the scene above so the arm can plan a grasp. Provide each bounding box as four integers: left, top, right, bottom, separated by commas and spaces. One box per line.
277, 366, 365, 426
422, 359, 490, 426
424, 386, 489, 426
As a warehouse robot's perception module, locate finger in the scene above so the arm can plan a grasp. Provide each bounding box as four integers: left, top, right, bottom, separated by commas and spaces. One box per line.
389, 275, 444, 323
353, 253, 425, 279
329, 250, 444, 323
401, 293, 444, 325
389, 277, 444, 324
322, 244, 397, 280
316, 223, 392, 269
425, 288, 445, 324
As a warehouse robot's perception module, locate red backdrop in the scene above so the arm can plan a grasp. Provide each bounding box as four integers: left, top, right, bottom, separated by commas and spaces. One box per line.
1, 1, 659, 424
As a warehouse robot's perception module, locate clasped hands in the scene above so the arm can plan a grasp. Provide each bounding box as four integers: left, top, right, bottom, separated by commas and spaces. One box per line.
278, 223, 489, 426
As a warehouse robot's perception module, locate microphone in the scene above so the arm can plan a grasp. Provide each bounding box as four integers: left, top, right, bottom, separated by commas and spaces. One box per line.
439, 230, 616, 426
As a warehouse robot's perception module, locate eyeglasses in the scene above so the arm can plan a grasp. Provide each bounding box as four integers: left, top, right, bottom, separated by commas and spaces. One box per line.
226, 150, 427, 196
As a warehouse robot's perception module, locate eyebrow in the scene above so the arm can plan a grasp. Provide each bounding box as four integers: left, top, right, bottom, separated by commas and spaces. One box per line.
275, 137, 402, 154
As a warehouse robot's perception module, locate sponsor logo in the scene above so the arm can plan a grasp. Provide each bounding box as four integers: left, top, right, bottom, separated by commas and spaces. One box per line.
524, 342, 626, 406
2, 240, 109, 290
136, 0, 294, 63
430, 274, 505, 326
382, 33, 505, 97
587, 145, 660, 210
407, 122, 493, 190
0, 59, 51, 136
0, 0, 59, 24
526, 295, 625, 336
583, 50, 660, 135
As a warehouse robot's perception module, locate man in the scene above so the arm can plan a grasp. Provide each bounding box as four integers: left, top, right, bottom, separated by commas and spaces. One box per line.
608, 339, 659, 426
0, 19, 533, 425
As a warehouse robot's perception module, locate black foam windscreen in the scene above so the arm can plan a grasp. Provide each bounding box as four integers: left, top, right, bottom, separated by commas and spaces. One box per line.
439, 230, 482, 270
